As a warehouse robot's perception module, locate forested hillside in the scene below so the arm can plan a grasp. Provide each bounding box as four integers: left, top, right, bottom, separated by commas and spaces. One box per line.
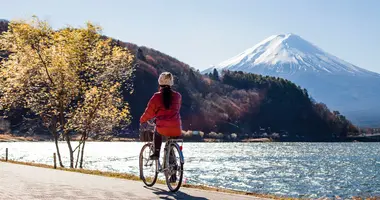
119, 41, 357, 140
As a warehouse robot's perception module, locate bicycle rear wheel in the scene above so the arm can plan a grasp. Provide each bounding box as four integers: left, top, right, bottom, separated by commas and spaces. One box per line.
139, 143, 158, 187
165, 143, 184, 192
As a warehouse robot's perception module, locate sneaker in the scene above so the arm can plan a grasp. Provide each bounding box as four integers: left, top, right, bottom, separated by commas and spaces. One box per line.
149, 153, 159, 160
169, 174, 177, 183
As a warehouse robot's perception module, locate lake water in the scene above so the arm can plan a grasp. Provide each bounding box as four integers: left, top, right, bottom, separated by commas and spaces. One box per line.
1, 142, 379, 198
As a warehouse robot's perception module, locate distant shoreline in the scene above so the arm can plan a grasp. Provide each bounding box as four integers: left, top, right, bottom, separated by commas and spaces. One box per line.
0, 133, 273, 143
1, 133, 379, 143
0, 134, 273, 143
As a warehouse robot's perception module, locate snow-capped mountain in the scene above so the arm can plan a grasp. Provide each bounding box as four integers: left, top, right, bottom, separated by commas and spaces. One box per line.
206, 34, 378, 77
204, 34, 380, 127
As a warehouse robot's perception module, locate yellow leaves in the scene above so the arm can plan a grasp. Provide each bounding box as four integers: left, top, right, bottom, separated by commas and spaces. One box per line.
85, 21, 102, 33
67, 82, 130, 135
4, 17, 53, 53
1, 16, 134, 136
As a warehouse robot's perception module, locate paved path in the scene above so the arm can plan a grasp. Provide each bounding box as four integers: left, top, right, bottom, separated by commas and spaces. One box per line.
0, 162, 268, 200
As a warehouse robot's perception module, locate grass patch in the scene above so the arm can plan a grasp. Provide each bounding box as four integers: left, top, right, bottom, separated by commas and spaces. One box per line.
0, 159, 145, 181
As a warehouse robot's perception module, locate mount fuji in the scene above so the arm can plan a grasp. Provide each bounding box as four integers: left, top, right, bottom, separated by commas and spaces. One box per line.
204, 34, 380, 127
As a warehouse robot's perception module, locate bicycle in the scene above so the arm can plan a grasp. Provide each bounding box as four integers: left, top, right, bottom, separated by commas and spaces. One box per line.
139, 121, 185, 192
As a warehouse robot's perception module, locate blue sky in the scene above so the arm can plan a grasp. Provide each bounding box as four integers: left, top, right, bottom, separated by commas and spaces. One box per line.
2, 0, 380, 72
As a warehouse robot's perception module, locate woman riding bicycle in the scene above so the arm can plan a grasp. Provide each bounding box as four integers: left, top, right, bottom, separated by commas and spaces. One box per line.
140, 72, 182, 160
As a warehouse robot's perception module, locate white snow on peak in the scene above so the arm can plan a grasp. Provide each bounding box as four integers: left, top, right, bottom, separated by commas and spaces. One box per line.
213, 33, 377, 76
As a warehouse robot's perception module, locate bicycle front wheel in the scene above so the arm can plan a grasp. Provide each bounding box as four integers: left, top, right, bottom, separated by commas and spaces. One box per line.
165, 143, 184, 192
139, 143, 158, 187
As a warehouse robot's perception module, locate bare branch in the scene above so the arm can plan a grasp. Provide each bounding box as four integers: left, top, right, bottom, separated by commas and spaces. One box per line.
33, 45, 55, 87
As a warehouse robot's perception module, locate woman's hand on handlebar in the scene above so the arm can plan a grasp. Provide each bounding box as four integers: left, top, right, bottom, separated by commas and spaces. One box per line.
140, 119, 155, 130
139, 122, 149, 130
147, 121, 155, 126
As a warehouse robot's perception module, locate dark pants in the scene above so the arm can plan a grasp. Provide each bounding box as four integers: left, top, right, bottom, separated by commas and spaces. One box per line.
154, 132, 177, 182
154, 132, 162, 154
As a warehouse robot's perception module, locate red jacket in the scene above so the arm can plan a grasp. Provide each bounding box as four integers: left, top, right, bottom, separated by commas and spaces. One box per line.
140, 89, 182, 137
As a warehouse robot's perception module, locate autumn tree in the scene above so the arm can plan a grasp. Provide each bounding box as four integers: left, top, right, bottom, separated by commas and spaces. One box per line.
0, 17, 133, 168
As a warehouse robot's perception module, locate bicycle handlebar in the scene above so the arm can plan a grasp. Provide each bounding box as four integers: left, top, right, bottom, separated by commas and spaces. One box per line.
147, 120, 155, 126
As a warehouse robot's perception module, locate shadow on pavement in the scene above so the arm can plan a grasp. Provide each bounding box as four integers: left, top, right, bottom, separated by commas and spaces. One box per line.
144, 186, 209, 200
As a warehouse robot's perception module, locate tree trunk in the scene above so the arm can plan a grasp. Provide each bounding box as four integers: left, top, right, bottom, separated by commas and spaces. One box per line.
79, 138, 86, 168
58, 89, 74, 168
54, 134, 64, 167
65, 133, 74, 168
43, 115, 64, 168
75, 142, 81, 168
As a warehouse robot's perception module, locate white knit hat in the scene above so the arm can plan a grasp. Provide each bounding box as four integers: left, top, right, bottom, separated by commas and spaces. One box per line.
158, 72, 174, 86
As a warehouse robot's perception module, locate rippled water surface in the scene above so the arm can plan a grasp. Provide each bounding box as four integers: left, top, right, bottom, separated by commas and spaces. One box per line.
1, 142, 379, 198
